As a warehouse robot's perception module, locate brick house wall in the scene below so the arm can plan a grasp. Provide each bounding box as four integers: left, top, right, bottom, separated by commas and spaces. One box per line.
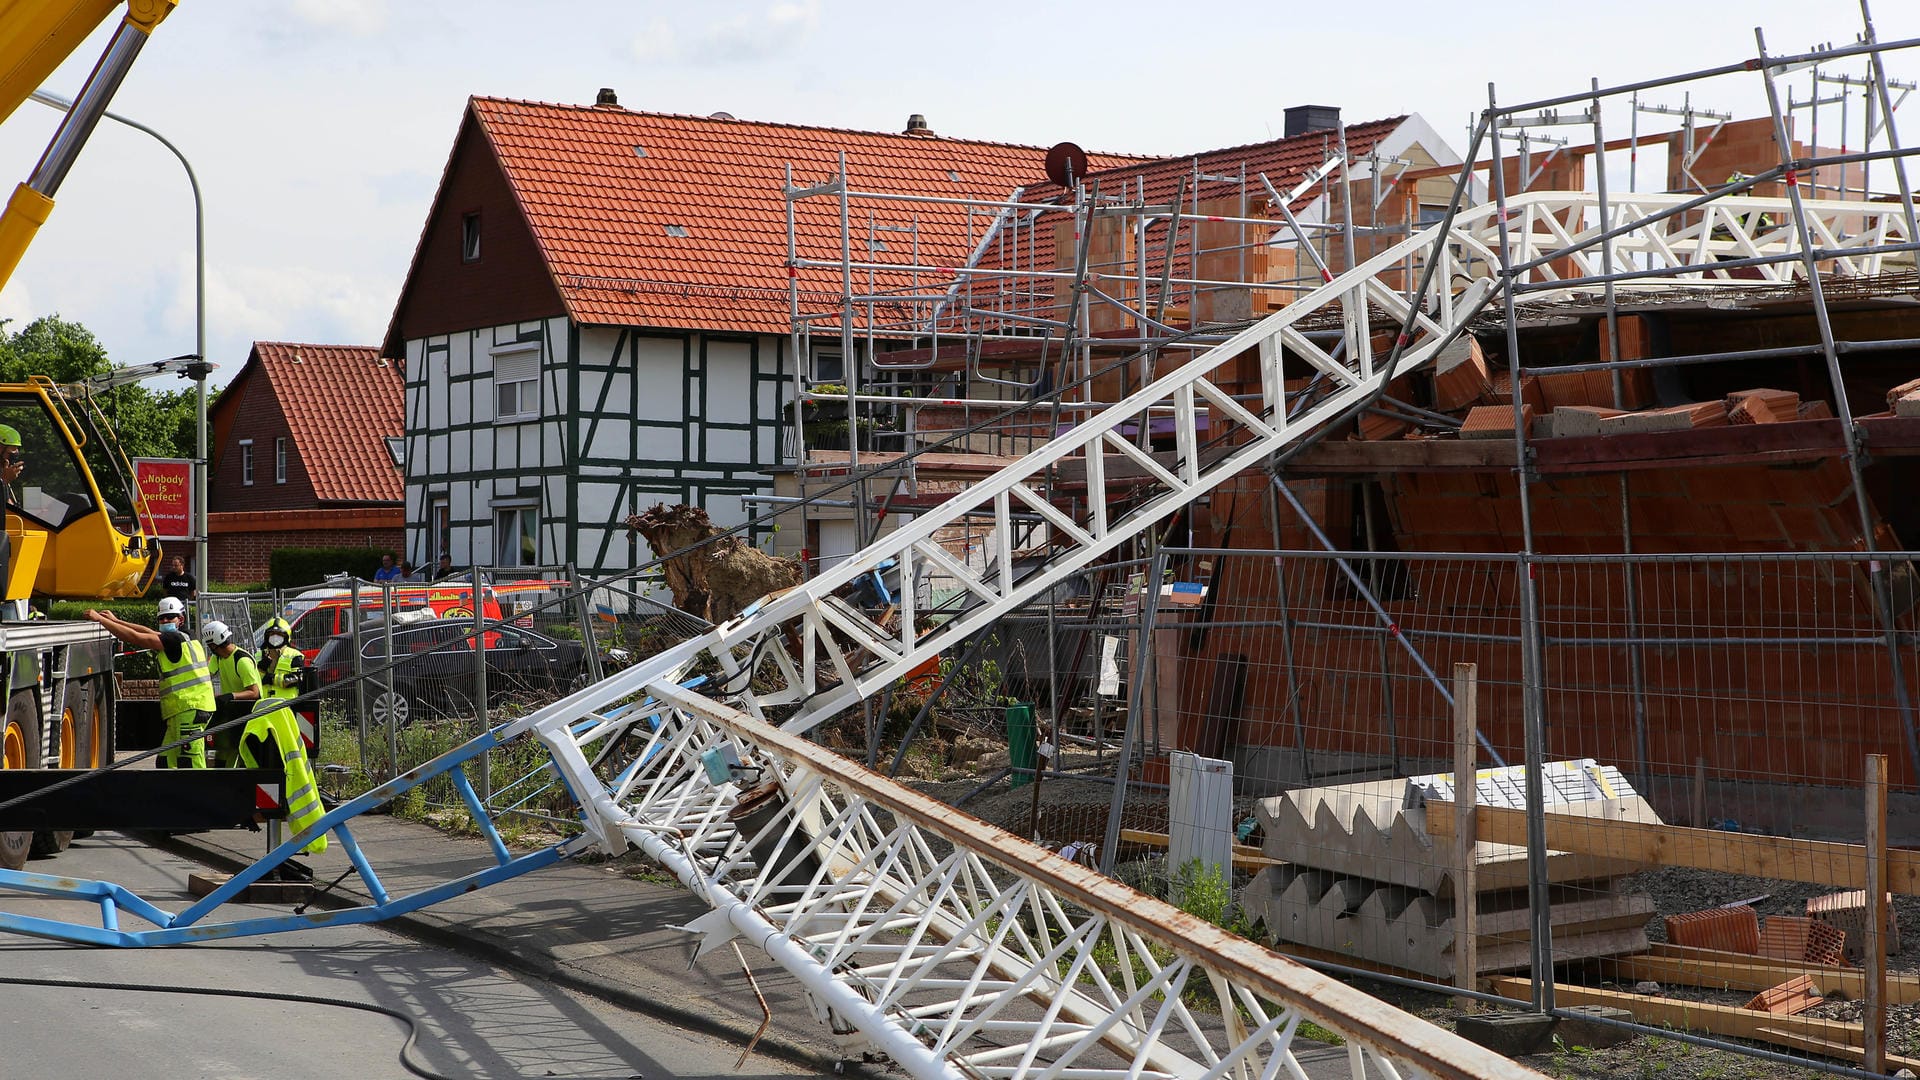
208, 509, 404, 584
210, 369, 313, 513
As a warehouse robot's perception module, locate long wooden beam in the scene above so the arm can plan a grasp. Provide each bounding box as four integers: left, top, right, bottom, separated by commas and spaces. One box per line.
1425, 800, 1920, 895
1119, 828, 1279, 869
1488, 978, 1920, 1072
1600, 945, 1920, 1005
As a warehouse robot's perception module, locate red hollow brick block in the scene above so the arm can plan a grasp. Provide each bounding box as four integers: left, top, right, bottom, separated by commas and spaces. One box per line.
1665, 905, 1760, 954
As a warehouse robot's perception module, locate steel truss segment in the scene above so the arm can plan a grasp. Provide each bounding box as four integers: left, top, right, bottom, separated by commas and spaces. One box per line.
595, 682, 1538, 1079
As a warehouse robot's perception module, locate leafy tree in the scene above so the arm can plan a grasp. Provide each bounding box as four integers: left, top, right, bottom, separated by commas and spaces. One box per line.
0, 314, 204, 460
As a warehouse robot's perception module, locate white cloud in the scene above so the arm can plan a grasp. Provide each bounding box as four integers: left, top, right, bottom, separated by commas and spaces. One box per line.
629, 18, 680, 63
0, 277, 33, 336
288, 0, 390, 36
691, 0, 821, 64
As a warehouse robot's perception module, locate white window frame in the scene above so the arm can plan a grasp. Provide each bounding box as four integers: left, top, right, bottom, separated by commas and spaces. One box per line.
461, 211, 481, 262
239, 439, 254, 486
274, 436, 288, 484
429, 496, 451, 562
811, 348, 845, 384
492, 498, 539, 569
491, 344, 541, 423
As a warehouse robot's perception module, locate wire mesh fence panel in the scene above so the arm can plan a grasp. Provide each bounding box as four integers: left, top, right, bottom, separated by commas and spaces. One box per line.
1529, 553, 1914, 1075
1071, 548, 1918, 1075
1097, 550, 1537, 998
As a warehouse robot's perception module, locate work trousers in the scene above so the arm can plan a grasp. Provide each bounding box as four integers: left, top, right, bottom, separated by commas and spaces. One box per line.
159, 708, 211, 769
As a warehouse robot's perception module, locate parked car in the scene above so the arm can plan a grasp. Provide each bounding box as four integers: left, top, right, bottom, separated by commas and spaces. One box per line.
311, 618, 593, 727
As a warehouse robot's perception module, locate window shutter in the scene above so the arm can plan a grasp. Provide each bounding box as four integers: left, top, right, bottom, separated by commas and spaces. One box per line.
493, 352, 538, 383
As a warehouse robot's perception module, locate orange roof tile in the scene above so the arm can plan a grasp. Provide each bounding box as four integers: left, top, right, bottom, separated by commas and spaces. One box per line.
466, 99, 1150, 336
1027, 117, 1408, 208
247, 342, 403, 503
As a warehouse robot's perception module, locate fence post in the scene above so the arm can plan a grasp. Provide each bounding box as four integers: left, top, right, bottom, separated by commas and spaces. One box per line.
1452, 661, 1479, 1012
381, 581, 396, 780
568, 560, 603, 683
1101, 548, 1166, 875
1867, 753, 1889, 1074
350, 578, 367, 765
473, 571, 490, 806
1518, 555, 1554, 1015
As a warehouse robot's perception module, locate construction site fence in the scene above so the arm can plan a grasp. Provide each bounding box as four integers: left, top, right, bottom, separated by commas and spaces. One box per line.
953, 546, 1920, 1077
203, 567, 711, 822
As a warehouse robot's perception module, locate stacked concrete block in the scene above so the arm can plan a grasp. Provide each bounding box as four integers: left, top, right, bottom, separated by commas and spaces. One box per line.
1241, 759, 1658, 982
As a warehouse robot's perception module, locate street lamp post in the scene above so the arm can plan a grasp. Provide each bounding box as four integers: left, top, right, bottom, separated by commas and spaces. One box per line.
27, 89, 209, 585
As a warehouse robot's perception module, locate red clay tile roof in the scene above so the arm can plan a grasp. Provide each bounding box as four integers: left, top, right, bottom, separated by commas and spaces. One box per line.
1026, 117, 1408, 208
466, 99, 1151, 336
974, 117, 1413, 320
247, 342, 403, 503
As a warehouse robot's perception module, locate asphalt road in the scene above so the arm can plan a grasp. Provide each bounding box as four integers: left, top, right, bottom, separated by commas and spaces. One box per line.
0, 832, 835, 1080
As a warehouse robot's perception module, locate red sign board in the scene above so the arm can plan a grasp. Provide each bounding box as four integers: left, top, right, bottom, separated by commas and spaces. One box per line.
133, 458, 194, 540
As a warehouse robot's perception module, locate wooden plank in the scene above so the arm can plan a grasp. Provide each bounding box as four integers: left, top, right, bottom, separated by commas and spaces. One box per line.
1867, 754, 1889, 1073
1601, 946, 1920, 1005
1453, 662, 1479, 1011
1530, 417, 1847, 475
1488, 978, 1920, 1072
1118, 828, 1279, 870
1423, 800, 1920, 895
1754, 1025, 1920, 1072
1280, 438, 1517, 475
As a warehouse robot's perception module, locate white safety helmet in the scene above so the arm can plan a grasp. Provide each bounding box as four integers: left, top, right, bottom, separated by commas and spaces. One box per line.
202, 619, 233, 647
156, 596, 187, 619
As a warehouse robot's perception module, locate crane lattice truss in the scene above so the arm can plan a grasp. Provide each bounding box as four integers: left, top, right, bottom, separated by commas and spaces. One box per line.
5, 189, 1907, 1078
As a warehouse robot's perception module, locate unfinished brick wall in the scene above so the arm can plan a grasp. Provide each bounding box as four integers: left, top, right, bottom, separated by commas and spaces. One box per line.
1168, 549, 1916, 795
1384, 459, 1865, 555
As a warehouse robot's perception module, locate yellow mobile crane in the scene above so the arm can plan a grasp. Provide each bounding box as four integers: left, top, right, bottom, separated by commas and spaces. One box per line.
0, 2, 273, 869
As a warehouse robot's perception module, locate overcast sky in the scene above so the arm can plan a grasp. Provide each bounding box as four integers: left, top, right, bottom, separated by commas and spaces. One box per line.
0, 0, 1915, 390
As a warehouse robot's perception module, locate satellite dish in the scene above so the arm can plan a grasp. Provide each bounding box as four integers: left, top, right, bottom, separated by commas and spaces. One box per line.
1044, 141, 1090, 188
709, 111, 736, 120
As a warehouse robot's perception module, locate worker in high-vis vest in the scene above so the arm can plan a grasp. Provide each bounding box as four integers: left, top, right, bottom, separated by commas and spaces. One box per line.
206, 619, 328, 855
202, 619, 261, 768
258, 617, 314, 753
86, 597, 212, 768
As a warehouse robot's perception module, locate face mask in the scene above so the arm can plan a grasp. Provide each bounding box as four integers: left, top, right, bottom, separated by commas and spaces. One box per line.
265, 634, 286, 648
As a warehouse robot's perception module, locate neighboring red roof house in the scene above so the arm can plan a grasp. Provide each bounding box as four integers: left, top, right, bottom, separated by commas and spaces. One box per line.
206, 341, 405, 583
382, 92, 1149, 577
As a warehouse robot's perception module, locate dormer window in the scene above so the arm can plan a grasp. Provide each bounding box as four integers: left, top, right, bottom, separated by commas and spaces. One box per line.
461, 212, 481, 262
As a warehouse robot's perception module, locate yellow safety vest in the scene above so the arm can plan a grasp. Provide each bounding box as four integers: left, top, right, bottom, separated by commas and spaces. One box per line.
213, 648, 263, 698
261, 646, 302, 701
260, 646, 314, 754
157, 637, 216, 722
239, 702, 328, 854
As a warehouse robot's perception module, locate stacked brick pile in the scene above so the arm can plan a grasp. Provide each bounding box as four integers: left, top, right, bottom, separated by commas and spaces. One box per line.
1352, 315, 1846, 443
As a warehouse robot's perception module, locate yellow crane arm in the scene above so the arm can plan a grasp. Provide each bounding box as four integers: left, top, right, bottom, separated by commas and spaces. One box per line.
0, 0, 175, 292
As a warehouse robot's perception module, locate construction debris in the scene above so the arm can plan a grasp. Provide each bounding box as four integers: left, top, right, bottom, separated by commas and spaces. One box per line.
1726, 388, 1800, 424
1460, 404, 1528, 440
1745, 974, 1822, 1016
625, 503, 803, 623
1758, 914, 1848, 966
1808, 889, 1903, 961
1665, 905, 1761, 953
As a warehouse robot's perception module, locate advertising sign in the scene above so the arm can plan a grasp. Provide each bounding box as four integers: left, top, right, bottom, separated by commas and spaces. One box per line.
132, 457, 194, 540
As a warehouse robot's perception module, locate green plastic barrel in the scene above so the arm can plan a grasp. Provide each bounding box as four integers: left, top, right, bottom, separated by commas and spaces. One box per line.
1006, 702, 1036, 788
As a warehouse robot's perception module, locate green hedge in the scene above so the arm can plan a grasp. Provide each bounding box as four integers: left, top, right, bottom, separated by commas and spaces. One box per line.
269, 547, 388, 590
45, 597, 163, 678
